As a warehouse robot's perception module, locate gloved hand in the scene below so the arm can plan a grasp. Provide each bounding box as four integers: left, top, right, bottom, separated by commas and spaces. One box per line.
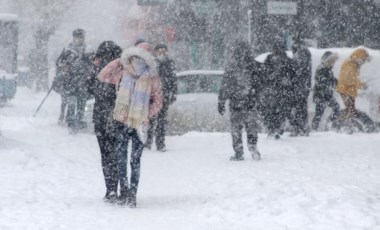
218, 102, 225, 116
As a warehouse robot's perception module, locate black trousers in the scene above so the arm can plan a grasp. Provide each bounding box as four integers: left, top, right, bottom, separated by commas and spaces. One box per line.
290, 96, 309, 134
230, 111, 260, 157
146, 102, 169, 150
95, 122, 118, 193
67, 95, 87, 130
312, 98, 340, 130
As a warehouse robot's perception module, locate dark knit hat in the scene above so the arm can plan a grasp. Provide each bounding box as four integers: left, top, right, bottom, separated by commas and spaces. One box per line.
134, 38, 146, 46
154, 43, 168, 51
73, 28, 85, 38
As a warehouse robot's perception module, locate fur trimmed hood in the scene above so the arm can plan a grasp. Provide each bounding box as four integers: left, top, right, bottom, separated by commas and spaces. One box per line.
120, 46, 157, 76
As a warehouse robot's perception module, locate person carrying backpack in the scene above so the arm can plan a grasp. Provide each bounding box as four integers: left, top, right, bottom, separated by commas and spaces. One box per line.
55, 28, 89, 133
218, 41, 262, 161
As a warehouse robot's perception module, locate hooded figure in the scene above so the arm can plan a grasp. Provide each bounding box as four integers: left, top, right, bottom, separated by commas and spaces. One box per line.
290, 38, 312, 136
311, 51, 340, 130
260, 40, 295, 139
87, 41, 122, 203
98, 43, 163, 207
218, 41, 262, 161
336, 48, 371, 122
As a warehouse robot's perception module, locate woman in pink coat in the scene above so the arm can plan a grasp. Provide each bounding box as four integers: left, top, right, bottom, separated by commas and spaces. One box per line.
98, 42, 162, 207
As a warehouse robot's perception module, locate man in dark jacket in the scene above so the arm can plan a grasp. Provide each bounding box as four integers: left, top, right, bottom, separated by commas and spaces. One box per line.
56, 28, 89, 133
87, 41, 122, 202
312, 51, 340, 130
290, 38, 312, 136
260, 40, 295, 139
218, 41, 262, 161
145, 44, 177, 151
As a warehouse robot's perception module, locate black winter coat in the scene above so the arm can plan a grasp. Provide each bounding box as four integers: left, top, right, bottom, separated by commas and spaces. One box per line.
87, 41, 122, 126
218, 59, 262, 112
260, 52, 295, 110
55, 44, 92, 97
313, 66, 337, 102
156, 57, 177, 105
292, 47, 312, 99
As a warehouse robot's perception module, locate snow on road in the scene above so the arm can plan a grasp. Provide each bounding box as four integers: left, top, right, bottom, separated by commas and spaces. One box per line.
1, 88, 380, 230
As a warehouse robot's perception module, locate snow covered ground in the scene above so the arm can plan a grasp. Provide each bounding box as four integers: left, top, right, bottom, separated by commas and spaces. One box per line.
1, 87, 380, 230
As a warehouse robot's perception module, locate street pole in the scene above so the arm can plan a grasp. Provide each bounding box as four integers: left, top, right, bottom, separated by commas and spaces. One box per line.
248, 9, 252, 44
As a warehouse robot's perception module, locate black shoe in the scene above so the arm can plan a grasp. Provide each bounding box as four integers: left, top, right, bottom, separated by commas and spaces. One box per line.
230, 155, 244, 161
117, 189, 129, 206
127, 194, 137, 208
144, 144, 152, 150
157, 147, 167, 152
117, 194, 127, 206
103, 191, 117, 203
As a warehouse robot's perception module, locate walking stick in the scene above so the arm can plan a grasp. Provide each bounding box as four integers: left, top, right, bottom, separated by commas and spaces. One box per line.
33, 86, 53, 117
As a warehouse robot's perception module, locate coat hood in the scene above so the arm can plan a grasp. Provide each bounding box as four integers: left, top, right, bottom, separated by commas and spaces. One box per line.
321, 51, 338, 67
120, 46, 157, 75
350, 48, 370, 62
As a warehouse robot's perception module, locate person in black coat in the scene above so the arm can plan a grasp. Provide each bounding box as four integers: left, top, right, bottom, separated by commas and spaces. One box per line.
260, 40, 295, 139
87, 41, 122, 202
218, 41, 262, 161
56, 28, 90, 133
311, 51, 340, 130
145, 44, 177, 151
290, 38, 312, 136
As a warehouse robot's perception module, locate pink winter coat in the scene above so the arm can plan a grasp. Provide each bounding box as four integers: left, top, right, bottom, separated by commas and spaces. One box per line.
98, 58, 163, 119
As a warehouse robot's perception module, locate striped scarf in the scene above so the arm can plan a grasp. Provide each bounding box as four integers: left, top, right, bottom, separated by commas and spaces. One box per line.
113, 64, 152, 129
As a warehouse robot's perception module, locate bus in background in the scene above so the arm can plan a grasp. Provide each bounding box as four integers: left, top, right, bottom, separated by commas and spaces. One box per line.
0, 13, 18, 105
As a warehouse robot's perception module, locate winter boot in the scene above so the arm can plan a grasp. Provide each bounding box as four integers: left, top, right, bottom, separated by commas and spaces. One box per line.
103, 190, 117, 203
250, 146, 261, 161
117, 188, 129, 206
127, 193, 137, 208
230, 155, 244, 161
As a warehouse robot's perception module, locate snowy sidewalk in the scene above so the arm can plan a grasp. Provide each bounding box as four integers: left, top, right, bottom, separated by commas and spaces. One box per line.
0, 88, 380, 230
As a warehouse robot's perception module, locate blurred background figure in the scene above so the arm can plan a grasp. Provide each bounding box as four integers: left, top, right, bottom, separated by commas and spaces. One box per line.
290, 36, 312, 136
218, 41, 262, 161
311, 51, 340, 131
145, 43, 177, 152
55, 28, 90, 133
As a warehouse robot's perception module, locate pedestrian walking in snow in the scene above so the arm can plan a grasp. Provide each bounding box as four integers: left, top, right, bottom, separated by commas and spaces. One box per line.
311, 51, 340, 130
87, 41, 122, 203
260, 40, 295, 139
218, 41, 262, 161
145, 43, 177, 152
55, 28, 90, 133
335, 48, 371, 130
290, 37, 312, 136
98, 41, 163, 207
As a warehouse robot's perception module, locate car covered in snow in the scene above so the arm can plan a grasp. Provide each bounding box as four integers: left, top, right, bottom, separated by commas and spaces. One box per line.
166, 70, 229, 135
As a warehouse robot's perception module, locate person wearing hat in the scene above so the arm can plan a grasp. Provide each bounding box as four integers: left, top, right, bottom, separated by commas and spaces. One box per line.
55, 28, 89, 133
145, 43, 177, 152
311, 51, 340, 130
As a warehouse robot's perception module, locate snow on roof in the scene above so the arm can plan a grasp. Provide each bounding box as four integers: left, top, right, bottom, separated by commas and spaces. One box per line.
176, 70, 224, 77
0, 13, 18, 22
